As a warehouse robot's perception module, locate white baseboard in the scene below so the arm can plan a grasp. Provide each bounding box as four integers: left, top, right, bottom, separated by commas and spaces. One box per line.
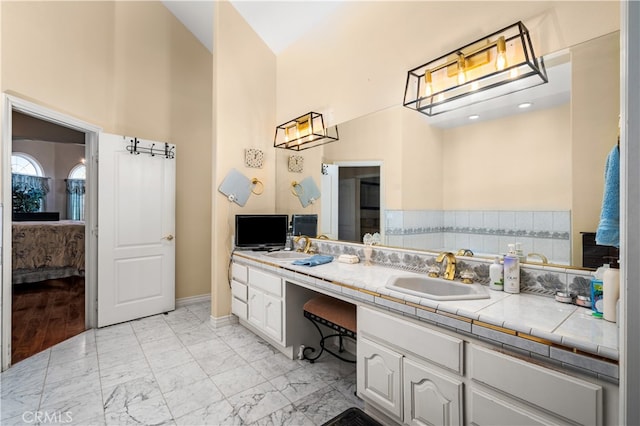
209, 314, 238, 329
176, 293, 211, 308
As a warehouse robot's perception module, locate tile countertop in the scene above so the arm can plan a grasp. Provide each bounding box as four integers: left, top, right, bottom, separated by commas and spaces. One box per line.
233, 251, 619, 368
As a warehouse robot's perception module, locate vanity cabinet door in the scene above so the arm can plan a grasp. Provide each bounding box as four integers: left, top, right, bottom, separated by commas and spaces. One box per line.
403, 358, 463, 426
247, 287, 264, 329
357, 337, 403, 421
263, 293, 283, 342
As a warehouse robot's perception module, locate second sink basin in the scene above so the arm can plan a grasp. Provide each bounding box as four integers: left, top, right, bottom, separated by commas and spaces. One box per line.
385, 275, 490, 301
265, 251, 311, 260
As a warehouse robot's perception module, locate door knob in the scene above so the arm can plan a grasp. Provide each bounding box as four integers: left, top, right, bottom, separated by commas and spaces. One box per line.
163, 234, 174, 241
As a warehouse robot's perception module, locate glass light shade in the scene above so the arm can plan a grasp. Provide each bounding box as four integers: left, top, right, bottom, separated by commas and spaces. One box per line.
403, 21, 547, 117
274, 112, 339, 151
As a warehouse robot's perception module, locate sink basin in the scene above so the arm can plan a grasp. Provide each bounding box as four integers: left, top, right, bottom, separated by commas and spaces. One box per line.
385, 275, 489, 301
265, 251, 312, 260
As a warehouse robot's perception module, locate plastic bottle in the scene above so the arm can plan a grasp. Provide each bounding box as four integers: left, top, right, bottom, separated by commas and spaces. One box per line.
603, 258, 620, 322
591, 264, 609, 318
503, 244, 520, 294
489, 256, 504, 291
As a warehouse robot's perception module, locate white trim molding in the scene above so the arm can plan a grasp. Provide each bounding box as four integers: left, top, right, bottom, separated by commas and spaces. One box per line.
176, 293, 211, 308
209, 314, 238, 329
1, 93, 102, 371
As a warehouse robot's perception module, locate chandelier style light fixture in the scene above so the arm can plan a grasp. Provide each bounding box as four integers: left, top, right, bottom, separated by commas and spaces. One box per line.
403, 21, 548, 117
274, 112, 339, 151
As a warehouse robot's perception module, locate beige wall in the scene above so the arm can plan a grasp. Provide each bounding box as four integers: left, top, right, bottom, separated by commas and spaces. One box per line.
211, 1, 276, 317
1, 1, 213, 300
571, 32, 620, 265
276, 1, 619, 126
442, 104, 571, 210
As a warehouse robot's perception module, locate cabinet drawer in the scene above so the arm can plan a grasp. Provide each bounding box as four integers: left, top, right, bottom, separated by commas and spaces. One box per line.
358, 306, 463, 374
231, 280, 247, 302
231, 297, 247, 320
248, 268, 282, 297
232, 263, 248, 283
469, 389, 562, 426
470, 345, 602, 426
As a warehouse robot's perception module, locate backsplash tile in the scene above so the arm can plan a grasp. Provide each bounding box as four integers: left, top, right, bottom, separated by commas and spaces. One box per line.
384, 209, 571, 264
315, 236, 584, 297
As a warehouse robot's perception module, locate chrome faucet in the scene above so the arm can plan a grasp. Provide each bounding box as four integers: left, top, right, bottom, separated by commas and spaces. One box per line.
294, 235, 312, 254
435, 252, 457, 280
527, 252, 549, 264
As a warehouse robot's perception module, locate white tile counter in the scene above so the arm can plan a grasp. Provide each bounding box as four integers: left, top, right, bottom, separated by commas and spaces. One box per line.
233, 250, 619, 382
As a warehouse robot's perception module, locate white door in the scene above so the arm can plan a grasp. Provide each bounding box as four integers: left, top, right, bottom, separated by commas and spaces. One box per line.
320, 164, 338, 239
98, 134, 175, 327
339, 178, 358, 241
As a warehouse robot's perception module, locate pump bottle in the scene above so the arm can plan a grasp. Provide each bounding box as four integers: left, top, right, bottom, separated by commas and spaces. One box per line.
503, 244, 520, 294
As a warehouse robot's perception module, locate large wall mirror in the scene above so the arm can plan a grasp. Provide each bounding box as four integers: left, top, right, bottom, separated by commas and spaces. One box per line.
276, 31, 620, 269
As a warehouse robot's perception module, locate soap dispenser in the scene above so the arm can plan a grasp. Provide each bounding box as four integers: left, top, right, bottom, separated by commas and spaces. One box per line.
503, 244, 520, 294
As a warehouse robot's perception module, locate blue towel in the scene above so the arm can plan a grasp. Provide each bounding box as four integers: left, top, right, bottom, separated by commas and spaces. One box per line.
292, 255, 334, 266
596, 145, 620, 247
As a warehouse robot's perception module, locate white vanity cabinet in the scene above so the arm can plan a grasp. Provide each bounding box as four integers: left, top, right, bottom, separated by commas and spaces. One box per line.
230, 263, 248, 320
468, 345, 604, 426
246, 268, 283, 343
357, 306, 464, 425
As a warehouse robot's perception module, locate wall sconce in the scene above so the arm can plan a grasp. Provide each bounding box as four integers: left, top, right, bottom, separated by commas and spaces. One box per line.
274, 111, 339, 151
403, 21, 547, 117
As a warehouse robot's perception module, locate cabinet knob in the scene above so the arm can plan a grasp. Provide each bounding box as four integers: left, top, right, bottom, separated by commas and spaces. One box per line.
162, 234, 174, 241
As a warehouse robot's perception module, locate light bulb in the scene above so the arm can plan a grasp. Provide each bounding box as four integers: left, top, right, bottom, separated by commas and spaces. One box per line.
457, 55, 466, 85
423, 71, 433, 97
495, 36, 507, 71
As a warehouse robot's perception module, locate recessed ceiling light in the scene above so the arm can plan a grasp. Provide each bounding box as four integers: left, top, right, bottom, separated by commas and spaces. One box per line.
518, 102, 533, 109
469, 114, 480, 120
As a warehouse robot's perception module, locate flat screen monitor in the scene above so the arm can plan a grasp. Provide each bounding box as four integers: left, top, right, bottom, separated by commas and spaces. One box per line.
292, 214, 318, 237
235, 214, 288, 250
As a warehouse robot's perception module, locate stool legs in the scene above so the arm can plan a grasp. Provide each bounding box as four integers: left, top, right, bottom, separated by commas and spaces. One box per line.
302, 311, 356, 364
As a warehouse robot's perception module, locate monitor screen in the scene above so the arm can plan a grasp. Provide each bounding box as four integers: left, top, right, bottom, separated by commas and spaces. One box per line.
292, 214, 318, 237
235, 214, 288, 250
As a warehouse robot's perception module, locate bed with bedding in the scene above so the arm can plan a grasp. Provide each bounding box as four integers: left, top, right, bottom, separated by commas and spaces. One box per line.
12, 220, 85, 284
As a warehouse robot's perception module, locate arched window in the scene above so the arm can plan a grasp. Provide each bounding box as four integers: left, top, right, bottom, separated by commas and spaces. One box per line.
11, 153, 44, 177
11, 153, 48, 213
66, 163, 86, 221
68, 163, 86, 180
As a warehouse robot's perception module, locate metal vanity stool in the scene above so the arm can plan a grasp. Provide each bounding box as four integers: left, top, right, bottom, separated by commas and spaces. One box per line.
302, 295, 357, 363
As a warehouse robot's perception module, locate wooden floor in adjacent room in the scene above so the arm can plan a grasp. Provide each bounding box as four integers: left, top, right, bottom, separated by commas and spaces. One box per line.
12, 276, 85, 364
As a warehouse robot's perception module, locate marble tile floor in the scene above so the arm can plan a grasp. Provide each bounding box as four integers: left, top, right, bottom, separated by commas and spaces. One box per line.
0, 301, 362, 425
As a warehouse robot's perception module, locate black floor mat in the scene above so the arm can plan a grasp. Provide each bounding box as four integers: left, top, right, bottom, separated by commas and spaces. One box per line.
321, 407, 383, 426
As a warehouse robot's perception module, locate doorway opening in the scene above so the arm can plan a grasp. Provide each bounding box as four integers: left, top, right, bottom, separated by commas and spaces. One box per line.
2, 94, 101, 371
338, 166, 381, 243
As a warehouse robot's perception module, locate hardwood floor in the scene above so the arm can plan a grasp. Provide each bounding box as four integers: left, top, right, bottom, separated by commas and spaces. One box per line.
12, 276, 85, 364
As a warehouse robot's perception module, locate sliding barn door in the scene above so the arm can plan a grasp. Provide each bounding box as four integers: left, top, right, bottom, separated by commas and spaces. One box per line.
97, 134, 175, 327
